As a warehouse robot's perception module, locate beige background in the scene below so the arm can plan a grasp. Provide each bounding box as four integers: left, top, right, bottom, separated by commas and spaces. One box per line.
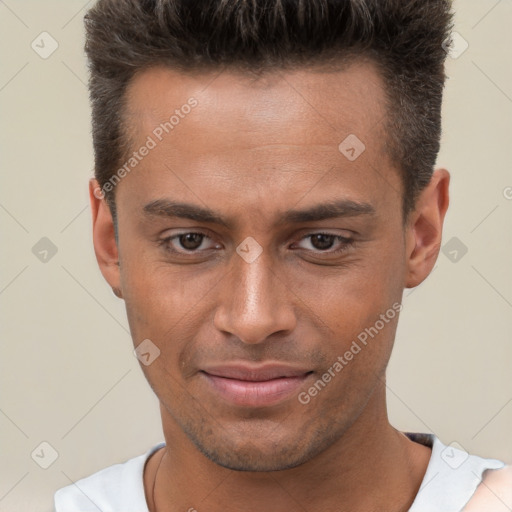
1, 1, 511, 511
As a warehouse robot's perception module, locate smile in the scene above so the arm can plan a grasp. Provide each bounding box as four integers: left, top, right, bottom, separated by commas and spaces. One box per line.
200, 365, 314, 407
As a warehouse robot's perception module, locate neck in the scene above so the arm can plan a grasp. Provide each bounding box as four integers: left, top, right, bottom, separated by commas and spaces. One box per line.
146, 383, 431, 512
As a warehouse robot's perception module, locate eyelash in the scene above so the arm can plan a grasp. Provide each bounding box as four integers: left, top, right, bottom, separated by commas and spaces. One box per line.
295, 233, 355, 255
159, 231, 355, 257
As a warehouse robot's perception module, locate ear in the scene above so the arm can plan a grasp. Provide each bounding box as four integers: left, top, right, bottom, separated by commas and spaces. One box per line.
404, 168, 450, 288
89, 179, 123, 298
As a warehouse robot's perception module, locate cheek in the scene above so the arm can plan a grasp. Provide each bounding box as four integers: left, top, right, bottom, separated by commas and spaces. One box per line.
120, 252, 185, 342
299, 254, 403, 367
120, 248, 221, 362
303, 262, 400, 331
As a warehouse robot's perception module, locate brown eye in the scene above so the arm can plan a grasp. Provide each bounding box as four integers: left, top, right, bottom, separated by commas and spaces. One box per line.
160, 231, 219, 255
309, 234, 336, 250
179, 233, 204, 251
293, 233, 355, 257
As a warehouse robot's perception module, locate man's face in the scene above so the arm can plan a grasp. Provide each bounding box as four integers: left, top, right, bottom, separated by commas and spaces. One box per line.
110, 62, 409, 470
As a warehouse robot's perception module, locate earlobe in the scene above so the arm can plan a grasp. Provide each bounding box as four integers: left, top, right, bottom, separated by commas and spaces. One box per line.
89, 179, 123, 298
405, 169, 450, 289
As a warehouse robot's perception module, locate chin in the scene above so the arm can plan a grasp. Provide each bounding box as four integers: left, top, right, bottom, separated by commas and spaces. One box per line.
197, 441, 312, 472
184, 420, 335, 472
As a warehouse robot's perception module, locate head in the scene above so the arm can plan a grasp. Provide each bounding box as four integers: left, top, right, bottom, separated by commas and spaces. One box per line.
86, 0, 451, 471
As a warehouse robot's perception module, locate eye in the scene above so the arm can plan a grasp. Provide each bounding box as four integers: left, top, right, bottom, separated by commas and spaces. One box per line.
293, 233, 354, 255
160, 232, 220, 254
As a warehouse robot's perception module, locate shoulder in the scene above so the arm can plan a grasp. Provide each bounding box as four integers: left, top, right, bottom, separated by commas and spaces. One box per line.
462, 464, 512, 512
406, 432, 510, 512
53, 442, 165, 512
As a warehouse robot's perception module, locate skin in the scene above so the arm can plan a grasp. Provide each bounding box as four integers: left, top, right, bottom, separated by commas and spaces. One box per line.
90, 61, 449, 512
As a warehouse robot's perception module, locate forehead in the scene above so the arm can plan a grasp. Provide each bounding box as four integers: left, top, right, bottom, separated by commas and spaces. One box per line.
124, 61, 388, 153
117, 61, 400, 223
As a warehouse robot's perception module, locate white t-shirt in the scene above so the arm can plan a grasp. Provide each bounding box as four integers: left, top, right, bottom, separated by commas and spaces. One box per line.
54, 432, 511, 512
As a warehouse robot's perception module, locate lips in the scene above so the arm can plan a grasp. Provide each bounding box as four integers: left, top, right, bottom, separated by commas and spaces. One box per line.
200, 364, 313, 407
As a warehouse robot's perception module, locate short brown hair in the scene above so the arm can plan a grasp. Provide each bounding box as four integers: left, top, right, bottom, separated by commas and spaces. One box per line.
84, 0, 453, 217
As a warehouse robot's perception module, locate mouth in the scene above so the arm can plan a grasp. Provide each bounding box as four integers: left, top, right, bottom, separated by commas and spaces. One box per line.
199, 364, 314, 407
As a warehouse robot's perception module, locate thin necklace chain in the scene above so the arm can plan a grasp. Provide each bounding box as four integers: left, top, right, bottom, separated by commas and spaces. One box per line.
150, 447, 417, 512
151, 449, 166, 512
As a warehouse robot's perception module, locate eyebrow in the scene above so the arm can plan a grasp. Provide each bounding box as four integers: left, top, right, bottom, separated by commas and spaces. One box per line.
142, 198, 376, 228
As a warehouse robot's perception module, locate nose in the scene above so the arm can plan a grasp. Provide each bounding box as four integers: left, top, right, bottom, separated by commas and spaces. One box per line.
213, 245, 296, 345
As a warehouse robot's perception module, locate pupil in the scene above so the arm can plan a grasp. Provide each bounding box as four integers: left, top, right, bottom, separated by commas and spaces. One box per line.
311, 234, 334, 250
180, 233, 203, 250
